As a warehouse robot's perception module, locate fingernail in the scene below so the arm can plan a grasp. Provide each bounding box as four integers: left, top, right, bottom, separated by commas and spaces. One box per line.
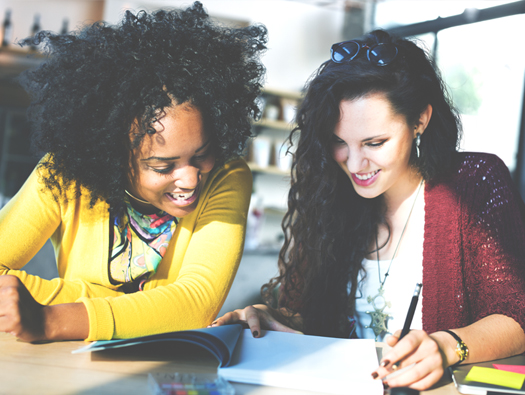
383, 381, 390, 390
380, 359, 390, 368
252, 330, 259, 337
371, 372, 378, 379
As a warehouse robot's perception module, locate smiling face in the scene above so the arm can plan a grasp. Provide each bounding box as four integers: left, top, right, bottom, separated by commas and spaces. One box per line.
127, 102, 215, 218
332, 93, 431, 202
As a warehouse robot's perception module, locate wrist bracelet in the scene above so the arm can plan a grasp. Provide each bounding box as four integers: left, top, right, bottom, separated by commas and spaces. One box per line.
443, 329, 469, 367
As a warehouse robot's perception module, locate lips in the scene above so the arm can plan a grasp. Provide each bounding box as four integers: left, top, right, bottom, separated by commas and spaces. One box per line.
351, 169, 380, 187
165, 184, 200, 207
167, 189, 196, 200
354, 170, 379, 181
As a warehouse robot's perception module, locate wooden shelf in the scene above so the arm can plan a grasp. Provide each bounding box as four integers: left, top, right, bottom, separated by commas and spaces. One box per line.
247, 88, 300, 251
255, 88, 302, 130
253, 118, 296, 131
262, 87, 303, 100
247, 161, 290, 177
0, 46, 43, 56
0, 47, 44, 79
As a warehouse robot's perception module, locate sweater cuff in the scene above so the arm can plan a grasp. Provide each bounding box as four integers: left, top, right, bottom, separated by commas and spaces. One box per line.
78, 296, 115, 341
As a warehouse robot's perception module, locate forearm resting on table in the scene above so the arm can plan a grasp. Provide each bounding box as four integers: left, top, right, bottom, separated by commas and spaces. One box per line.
44, 303, 89, 341
431, 314, 525, 367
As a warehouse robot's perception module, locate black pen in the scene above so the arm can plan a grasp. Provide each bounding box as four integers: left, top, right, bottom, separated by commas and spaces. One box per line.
391, 283, 422, 371
399, 283, 422, 340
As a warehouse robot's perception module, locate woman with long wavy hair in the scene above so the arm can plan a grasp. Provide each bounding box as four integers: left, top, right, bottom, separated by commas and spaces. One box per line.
213, 29, 525, 390
0, 2, 267, 343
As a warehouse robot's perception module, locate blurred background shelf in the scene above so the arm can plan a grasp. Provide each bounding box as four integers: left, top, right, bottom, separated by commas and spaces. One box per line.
253, 118, 295, 131
247, 161, 290, 177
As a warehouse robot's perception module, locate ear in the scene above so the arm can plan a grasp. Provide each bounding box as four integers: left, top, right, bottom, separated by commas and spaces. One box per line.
128, 151, 138, 191
414, 104, 432, 138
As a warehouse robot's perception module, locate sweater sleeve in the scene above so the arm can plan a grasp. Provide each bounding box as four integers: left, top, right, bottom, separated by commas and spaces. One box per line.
0, 165, 121, 305
79, 159, 252, 340
0, 166, 60, 273
460, 154, 525, 333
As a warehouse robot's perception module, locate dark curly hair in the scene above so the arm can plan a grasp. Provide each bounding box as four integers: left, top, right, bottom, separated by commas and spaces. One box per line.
18, 2, 267, 213
262, 30, 461, 338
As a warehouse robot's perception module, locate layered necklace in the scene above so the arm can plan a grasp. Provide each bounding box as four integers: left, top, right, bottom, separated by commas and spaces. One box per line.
365, 179, 424, 340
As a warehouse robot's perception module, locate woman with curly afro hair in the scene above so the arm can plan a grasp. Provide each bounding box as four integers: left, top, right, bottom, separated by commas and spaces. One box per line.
0, 2, 267, 342
214, 30, 525, 390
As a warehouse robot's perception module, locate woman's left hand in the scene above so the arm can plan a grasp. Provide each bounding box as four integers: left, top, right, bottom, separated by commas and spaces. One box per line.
372, 329, 449, 391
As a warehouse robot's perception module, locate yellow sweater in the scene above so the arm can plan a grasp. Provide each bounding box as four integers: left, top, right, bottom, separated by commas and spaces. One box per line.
0, 158, 251, 341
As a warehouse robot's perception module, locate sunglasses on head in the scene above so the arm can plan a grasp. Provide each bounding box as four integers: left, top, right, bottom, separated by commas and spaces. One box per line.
330, 40, 398, 66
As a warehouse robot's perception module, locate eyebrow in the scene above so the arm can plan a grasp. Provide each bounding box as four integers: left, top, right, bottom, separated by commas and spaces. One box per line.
362, 135, 385, 142
141, 140, 211, 162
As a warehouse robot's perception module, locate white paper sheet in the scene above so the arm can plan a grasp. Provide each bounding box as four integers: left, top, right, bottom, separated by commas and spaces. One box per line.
219, 329, 383, 394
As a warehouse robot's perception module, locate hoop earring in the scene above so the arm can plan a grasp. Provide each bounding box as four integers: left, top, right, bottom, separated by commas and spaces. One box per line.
415, 133, 421, 159
125, 190, 151, 205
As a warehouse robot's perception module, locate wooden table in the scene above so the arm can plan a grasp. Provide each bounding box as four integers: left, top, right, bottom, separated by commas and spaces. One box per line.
0, 333, 460, 395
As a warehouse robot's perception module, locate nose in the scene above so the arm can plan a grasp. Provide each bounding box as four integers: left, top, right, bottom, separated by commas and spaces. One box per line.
174, 165, 201, 190
346, 148, 368, 174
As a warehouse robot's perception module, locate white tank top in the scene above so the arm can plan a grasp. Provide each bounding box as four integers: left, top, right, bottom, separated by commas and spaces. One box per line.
353, 198, 425, 341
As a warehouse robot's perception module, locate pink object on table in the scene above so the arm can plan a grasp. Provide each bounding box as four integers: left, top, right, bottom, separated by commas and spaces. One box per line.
493, 364, 525, 375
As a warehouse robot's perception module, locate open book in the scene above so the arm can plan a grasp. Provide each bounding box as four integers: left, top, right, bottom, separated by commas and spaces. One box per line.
73, 324, 383, 394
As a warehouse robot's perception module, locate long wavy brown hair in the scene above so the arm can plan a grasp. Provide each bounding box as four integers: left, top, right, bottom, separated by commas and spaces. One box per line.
262, 30, 461, 338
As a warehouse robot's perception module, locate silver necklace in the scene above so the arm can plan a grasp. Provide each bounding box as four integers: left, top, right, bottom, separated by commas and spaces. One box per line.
125, 189, 152, 205
365, 179, 424, 340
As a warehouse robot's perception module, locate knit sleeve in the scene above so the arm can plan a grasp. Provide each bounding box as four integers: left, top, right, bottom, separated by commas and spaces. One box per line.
460, 153, 525, 333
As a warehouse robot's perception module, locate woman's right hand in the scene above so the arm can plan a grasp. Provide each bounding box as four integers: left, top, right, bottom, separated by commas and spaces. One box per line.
210, 304, 303, 338
0, 275, 89, 342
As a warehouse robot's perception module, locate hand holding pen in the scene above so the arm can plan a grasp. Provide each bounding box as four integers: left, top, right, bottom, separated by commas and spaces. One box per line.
370, 283, 449, 390
393, 283, 423, 368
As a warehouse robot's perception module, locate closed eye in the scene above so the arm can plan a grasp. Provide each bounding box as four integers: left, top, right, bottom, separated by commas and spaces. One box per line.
151, 164, 175, 174
366, 140, 386, 148
332, 135, 347, 145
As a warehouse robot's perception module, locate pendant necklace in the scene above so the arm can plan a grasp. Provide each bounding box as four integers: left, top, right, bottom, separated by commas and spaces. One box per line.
365, 179, 424, 340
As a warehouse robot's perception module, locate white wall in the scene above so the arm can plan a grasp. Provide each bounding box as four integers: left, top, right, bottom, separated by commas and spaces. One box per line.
0, 0, 344, 91
103, 0, 345, 92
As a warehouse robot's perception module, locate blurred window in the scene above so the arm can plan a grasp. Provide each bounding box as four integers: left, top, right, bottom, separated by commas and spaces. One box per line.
375, 0, 518, 28
375, 2, 525, 173
413, 15, 525, 173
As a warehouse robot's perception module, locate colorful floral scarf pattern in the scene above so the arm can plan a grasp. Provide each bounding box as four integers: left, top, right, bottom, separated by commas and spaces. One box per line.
110, 201, 178, 284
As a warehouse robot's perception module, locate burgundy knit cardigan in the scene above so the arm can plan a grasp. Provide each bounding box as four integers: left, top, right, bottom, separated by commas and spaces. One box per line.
423, 152, 525, 334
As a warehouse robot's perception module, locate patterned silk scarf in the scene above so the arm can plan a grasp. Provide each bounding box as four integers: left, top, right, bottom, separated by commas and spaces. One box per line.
110, 200, 178, 285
